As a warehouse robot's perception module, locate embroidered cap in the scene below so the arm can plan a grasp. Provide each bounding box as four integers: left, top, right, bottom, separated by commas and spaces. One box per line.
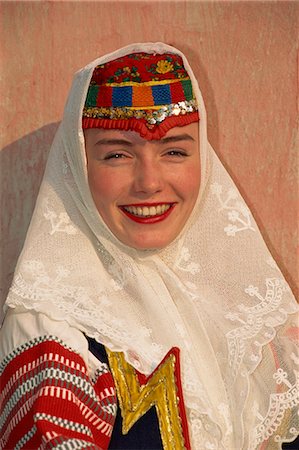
82, 52, 199, 140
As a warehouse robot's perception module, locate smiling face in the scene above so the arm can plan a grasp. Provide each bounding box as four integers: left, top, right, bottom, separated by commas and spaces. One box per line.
84, 122, 200, 250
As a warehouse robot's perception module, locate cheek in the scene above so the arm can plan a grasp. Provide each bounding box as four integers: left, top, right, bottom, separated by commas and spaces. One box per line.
87, 167, 117, 209
178, 163, 201, 203
87, 166, 132, 216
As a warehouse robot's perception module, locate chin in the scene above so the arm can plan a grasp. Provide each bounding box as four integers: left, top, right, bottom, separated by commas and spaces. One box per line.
124, 234, 174, 251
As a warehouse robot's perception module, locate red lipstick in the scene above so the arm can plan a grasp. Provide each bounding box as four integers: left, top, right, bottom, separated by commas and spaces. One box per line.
119, 203, 175, 224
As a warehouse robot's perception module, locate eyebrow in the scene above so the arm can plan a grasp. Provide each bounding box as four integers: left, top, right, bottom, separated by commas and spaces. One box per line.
159, 134, 195, 144
94, 133, 195, 147
95, 139, 133, 147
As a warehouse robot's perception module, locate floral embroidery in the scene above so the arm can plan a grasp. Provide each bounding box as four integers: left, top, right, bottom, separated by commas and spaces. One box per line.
251, 360, 299, 448
156, 60, 174, 74
188, 408, 223, 450
43, 199, 76, 235
11, 260, 108, 312
211, 183, 255, 235
106, 65, 141, 83
225, 278, 287, 377
91, 53, 188, 85
273, 368, 292, 388
147, 55, 186, 79
175, 246, 200, 275
173, 246, 200, 301
107, 260, 137, 292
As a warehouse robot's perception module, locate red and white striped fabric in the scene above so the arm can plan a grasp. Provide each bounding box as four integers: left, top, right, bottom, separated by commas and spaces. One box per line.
0, 335, 117, 450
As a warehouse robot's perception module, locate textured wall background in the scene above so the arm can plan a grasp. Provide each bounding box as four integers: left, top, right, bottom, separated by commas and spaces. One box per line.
1, 1, 298, 319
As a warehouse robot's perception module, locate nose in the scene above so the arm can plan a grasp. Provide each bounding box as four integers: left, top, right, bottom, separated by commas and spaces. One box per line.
133, 157, 164, 195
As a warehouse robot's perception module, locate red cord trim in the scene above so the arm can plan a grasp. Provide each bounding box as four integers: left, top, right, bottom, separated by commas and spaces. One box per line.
82, 112, 199, 140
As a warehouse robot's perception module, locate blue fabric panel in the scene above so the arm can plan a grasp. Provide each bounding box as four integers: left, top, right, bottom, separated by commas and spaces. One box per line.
151, 84, 171, 105
112, 86, 133, 107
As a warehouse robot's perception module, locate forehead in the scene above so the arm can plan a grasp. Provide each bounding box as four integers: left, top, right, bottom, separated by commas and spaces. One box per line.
84, 122, 199, 146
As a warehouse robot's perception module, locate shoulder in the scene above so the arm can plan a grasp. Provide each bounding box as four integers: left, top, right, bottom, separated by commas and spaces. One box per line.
0, 306, 90, 366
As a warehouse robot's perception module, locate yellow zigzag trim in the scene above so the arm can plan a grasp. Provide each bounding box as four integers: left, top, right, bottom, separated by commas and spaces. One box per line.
106, 349, 188, 450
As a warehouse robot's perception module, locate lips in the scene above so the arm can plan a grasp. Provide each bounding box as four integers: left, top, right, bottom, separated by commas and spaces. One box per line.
120, 203, 175, 224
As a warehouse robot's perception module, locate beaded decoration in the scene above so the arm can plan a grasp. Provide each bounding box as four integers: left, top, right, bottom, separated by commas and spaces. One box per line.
82, 52, 199, 138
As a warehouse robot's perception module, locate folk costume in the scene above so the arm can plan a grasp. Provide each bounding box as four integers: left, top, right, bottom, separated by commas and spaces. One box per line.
0, 43, 298, 450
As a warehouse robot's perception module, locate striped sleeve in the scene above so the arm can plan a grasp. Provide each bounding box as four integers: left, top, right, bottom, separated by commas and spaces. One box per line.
0, 335, 117, 449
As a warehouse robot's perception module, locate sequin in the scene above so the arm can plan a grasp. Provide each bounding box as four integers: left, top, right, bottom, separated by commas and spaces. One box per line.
172, 105, 181, 116
83, 99, 198, 125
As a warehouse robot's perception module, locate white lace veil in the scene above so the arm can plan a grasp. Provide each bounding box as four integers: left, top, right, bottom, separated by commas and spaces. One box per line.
4, 42, 298, 449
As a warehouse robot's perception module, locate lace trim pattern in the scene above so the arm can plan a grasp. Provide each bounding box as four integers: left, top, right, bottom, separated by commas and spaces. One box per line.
251, 359, 299, 448
225, 278, 290, 377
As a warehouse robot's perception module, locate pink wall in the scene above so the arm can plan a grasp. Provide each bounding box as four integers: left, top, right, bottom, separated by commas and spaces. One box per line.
1, 1, 298, 317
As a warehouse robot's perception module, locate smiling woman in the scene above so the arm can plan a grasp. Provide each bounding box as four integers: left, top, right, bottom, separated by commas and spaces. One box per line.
0, 43, 298, 450
84, 124, 200, 249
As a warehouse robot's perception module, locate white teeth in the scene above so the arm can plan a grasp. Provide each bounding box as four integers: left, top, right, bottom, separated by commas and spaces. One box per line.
124, 204, 171, 217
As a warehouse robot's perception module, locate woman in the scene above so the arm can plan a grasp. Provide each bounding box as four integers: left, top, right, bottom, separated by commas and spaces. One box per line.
0, 42, 298, 449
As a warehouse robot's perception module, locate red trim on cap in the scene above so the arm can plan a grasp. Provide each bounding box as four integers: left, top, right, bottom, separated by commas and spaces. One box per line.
82, 111, 199, 140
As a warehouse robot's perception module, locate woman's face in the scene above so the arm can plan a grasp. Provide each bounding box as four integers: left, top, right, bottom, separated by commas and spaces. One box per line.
85, 122, 200, 250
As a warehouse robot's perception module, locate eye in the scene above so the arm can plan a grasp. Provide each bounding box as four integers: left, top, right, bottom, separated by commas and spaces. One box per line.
104, 152, 127, 160
166, 149, 188, 157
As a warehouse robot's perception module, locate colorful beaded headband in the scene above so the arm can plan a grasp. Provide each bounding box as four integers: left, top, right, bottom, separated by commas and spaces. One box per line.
82, 52, 199, 139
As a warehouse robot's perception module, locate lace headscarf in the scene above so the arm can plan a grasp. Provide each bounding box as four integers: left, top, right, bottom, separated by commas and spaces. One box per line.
4, 42, 298, 449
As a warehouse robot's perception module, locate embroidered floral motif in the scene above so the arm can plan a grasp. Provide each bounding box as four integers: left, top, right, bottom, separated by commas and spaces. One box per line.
147, 55, 186, 78
273, 368, 292, 387
225, 278, 287, 377
173, 247, 200, 301
11, 260, 108, 312
188, 408, 222, 450
175, 246, 200, 275
156, 60, 174, 74
211, 182, 255, 235
92, 53, 188, 85
107, 260, 137, 291
43, 199, 76, 235
106, 65, 141, 83
251, 360, 299, 448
